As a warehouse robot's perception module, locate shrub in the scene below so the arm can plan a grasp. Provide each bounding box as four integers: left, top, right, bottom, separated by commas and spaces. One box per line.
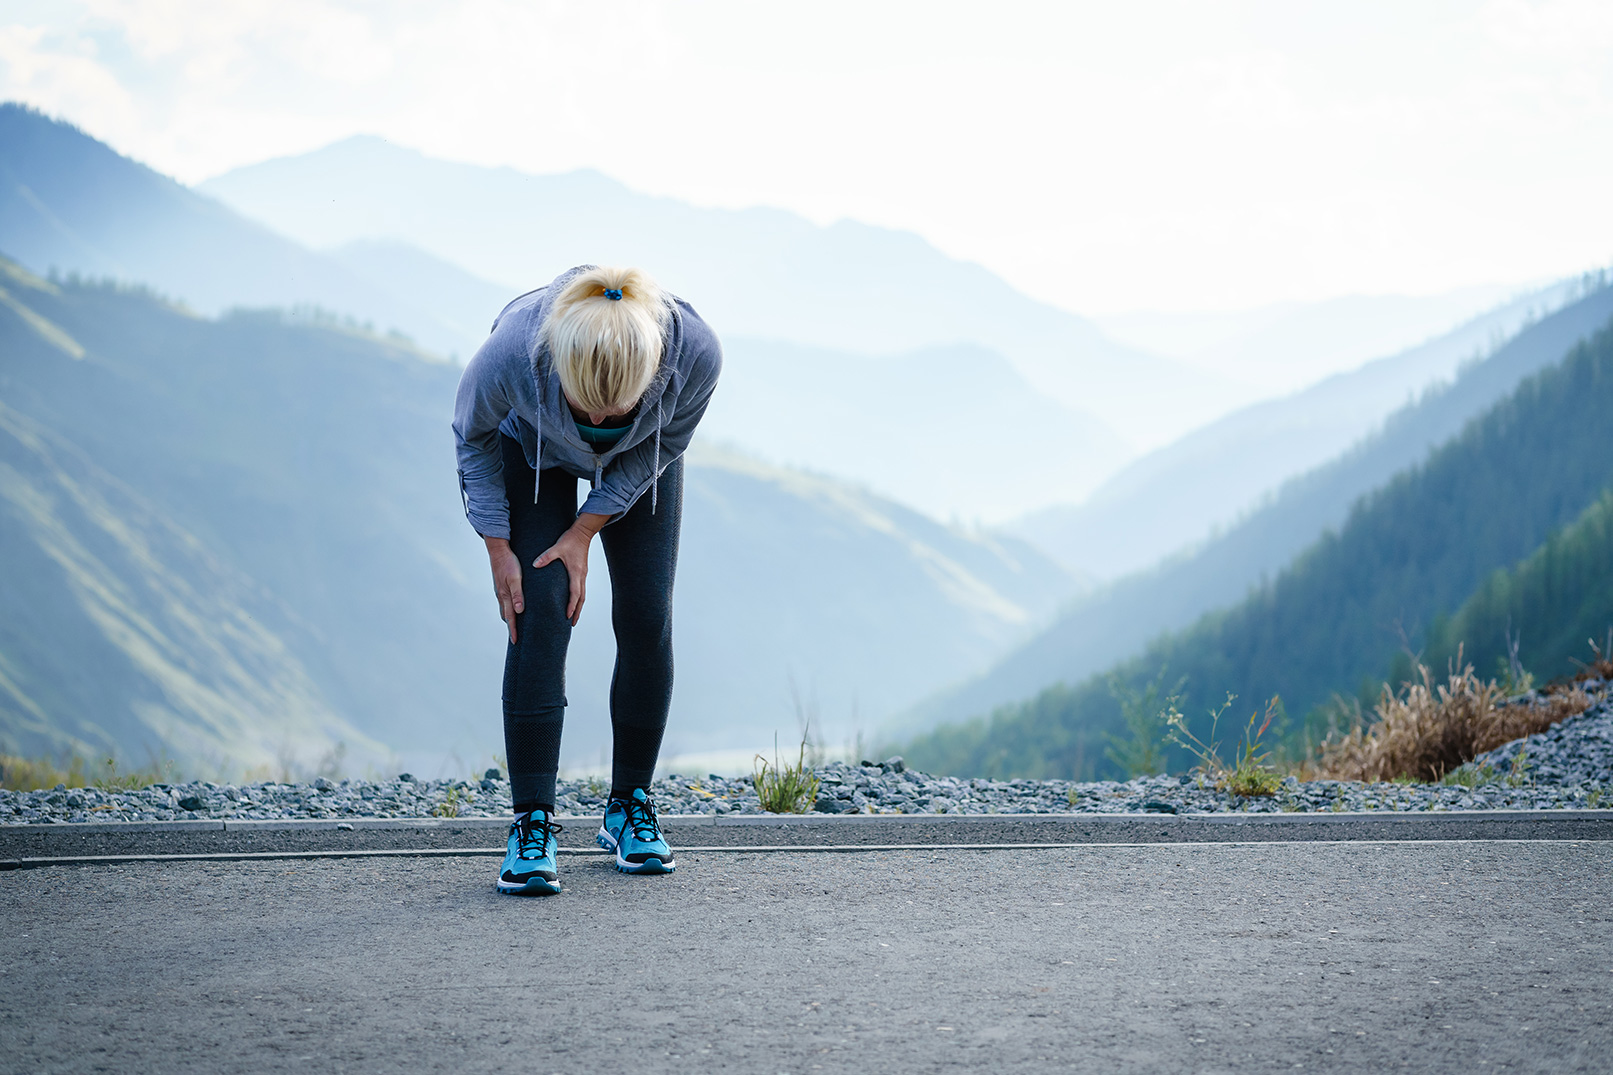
1316, 652, 1592, 783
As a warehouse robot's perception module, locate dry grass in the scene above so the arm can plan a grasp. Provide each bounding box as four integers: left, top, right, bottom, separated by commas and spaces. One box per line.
1569, 646, 1613, 686
0, 754, 88, 791
0, 754, 174, 792
1316, 654, 1594, 783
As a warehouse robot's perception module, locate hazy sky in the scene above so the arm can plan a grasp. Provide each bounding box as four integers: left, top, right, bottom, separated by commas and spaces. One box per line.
3, 0, 1611, 315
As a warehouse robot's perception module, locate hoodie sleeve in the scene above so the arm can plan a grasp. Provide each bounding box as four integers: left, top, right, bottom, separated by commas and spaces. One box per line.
579, 317, 723, 520
451, 335, 519, 541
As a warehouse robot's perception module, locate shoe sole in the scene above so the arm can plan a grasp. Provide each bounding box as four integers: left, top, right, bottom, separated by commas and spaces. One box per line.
496, 876, 561, 896
596, 826, 676, 874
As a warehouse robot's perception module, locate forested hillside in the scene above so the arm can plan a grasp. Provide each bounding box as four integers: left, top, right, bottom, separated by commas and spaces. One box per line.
896, 279, 1613, 738
901, 318, 1613, 779
1423, 490, 1613, 684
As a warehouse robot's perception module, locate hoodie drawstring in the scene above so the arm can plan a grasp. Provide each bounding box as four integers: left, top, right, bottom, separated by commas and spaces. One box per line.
533, 408, 543, 504
651, 397, 663, 514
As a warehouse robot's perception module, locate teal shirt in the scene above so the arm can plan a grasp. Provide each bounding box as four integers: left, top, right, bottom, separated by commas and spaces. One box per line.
575, 421, 632, 452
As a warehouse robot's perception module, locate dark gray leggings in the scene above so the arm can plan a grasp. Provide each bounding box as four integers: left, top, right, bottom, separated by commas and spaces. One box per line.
498, 434, 681, 811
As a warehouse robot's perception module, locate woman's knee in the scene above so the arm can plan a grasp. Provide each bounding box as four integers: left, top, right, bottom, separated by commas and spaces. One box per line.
519, 560, 573, 624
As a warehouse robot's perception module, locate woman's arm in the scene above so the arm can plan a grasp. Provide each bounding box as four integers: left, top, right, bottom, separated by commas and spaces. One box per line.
454, 324, 524, 636
452, 335, 520, 540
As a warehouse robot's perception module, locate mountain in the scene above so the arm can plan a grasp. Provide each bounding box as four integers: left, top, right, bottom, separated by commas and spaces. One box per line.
0, 254, 1073, 772
1022, 275, 1593, 580
0, 400, 385, 775
0, 103, 483, 359
671, 444, 1080, 756
900, 315, 1613, 779
896, 278, 1613, 737
700, 338, 1127, 522
198, 134, 1248, 453
3, 105, 1148, 522
0, 263, 385, 773
324, 238, 513, 359
1094, 283, 1542, 396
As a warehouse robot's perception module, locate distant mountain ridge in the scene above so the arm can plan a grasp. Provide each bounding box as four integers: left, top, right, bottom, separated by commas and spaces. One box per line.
0, 103, 485, 359
198, 133, 1248, 454
700, 338, 1126, 524
1021, 275, 1591, 580
1, 105, 1141, 520
1094, 283, 1541, 395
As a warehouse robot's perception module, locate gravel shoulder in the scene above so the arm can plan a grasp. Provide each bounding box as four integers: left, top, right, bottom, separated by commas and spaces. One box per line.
6, 680, 1609, 830
2, 841, 1607, 1074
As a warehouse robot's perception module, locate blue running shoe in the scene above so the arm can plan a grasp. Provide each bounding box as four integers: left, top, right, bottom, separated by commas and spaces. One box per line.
497, 809, 562, 895
596, 788, 675, 874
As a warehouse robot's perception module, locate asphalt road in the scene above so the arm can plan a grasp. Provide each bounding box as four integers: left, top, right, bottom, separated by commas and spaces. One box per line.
2, 840, 1608, 1074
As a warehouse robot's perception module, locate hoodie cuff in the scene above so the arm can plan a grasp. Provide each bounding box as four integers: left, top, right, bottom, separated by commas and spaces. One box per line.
578, 487, 630, 520
467, 508, 511, 541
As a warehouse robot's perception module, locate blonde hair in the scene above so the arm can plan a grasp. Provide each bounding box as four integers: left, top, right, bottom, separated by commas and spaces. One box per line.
542, 266, 669, 414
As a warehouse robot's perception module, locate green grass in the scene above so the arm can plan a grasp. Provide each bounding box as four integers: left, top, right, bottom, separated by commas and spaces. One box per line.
431, 785, 466, 818
1165, 694, 1284, 798
1505, 748, 1532, 787
1440, 764, 1499, 788
753, 733, 820, 814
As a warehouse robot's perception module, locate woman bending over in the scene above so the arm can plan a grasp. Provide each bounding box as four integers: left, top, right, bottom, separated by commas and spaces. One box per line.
453, 265, 721, 895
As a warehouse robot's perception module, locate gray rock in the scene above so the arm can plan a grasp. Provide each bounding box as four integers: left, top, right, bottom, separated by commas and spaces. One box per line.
3, 681, 1609, 826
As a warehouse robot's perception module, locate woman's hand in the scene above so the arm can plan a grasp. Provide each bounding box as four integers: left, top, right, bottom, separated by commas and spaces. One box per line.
484, 536, 524, 644
534, 513, 609, 626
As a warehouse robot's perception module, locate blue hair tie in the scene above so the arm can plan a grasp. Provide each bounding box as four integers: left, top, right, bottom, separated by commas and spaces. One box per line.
603, 288, 623, 301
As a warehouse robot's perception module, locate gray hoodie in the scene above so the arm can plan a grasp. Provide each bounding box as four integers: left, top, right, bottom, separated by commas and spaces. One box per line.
452, 266, 723, 539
